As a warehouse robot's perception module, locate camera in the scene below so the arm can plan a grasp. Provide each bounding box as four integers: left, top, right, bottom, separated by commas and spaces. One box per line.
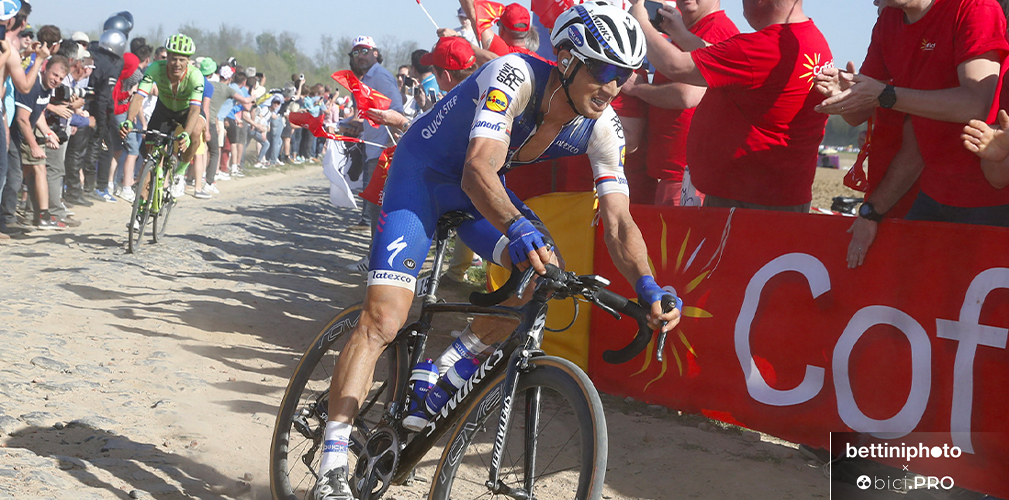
45, 115, 69, 144
52, 85, 94, 103
298, 73, 305, 82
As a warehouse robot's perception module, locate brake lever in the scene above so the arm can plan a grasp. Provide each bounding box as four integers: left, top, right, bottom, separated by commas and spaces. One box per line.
591, 295, 621, 321
654, 295, 681, 363
514, 267, 538, 300
656, 331, 668, 362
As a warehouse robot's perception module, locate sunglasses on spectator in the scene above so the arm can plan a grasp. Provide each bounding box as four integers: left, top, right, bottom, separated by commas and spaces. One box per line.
573, 52, 634, 86
350, 48, 372, 57
21, 33, 33, 39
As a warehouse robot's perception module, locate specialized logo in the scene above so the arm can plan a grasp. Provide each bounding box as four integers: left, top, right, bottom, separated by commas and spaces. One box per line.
568, 26, 585, 47
483, 88, 510, 114
423, 349, 506, 437
495, 62, 525, 91
386, 236, 408, 267
799, 53, 834, 90
474, 120, 506, 133
920, 38, 936, 51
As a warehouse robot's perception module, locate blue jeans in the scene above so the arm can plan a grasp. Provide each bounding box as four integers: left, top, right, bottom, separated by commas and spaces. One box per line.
905, 191, 1009, 228
252, 130, 269, 163
268, 118, 283, 163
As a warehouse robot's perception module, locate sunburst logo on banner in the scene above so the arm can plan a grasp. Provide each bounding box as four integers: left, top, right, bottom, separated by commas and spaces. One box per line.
632, 215, 714, 391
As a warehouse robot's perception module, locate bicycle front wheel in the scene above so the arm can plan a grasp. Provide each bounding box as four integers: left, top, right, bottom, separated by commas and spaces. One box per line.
429, 356, 607, 500
151, 172, 176, 242
270, 304, 406, 500
127, 160, 156, 254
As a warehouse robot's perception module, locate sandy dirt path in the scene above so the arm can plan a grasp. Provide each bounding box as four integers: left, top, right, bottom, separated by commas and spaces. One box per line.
0, 164, 833, 499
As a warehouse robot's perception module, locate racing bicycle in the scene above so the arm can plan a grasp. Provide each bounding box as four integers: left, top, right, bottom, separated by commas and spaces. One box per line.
270, 211, 677, 500
127, 129, 181, 254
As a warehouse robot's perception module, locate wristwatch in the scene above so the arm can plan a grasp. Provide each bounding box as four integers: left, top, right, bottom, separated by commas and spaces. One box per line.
878, 84, 896, 109
858, 202, 885, 222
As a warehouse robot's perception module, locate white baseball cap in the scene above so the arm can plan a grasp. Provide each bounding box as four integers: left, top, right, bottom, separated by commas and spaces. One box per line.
351, 36, 376, 49
71, 31, 90, 44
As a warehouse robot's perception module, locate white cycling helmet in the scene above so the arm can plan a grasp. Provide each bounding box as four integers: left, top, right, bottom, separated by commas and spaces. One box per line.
550, 1, 645, 70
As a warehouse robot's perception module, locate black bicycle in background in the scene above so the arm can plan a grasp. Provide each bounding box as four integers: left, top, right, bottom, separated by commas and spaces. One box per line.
270, 211, 676, 500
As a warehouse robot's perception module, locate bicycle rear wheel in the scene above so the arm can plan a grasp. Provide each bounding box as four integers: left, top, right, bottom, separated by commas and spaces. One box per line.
127, 160, 156, 254
270, 304, 407, 500
429, 356, 607, 500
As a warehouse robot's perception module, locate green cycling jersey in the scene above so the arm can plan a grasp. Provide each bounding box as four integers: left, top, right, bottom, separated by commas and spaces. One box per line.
137, 60, 205, 113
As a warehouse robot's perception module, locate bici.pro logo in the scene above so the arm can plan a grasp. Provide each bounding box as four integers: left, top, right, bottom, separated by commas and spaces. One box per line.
831, 433, 963, 497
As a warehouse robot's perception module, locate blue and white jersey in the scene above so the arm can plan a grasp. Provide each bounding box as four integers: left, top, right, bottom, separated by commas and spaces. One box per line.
399, 53, 630, 198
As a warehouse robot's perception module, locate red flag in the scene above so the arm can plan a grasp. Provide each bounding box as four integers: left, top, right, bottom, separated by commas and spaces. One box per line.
474, 0, 506, 36
360, 146, 396, 205
289, 111, 362, 143
531, 0, 573, 30
331, 70, 392, 128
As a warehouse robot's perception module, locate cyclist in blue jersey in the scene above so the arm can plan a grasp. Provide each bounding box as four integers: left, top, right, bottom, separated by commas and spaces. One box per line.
314, 4, 681, 498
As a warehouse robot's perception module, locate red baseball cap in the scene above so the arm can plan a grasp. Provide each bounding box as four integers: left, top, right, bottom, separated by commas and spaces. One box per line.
420, 36, 476, 71
500, 3, 530, 32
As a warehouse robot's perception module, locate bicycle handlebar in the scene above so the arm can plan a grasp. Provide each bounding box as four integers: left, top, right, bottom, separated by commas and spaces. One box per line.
469, 264, 681, 365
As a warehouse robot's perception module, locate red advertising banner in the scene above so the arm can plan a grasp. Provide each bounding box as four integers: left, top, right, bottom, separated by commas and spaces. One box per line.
590, 207, 1009, 497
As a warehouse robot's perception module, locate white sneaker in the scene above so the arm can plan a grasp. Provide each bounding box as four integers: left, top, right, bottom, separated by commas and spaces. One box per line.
120, 186, 136, 203
205, 183, 220, 194
171, 175, 186, 198
345, 256, 369, 273
216, 171, 231, 181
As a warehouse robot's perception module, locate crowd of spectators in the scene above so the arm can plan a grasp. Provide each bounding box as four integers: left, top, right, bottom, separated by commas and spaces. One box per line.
6, 0, 1009, 282
329, 0, 1009, 276
0, 5, 359, 237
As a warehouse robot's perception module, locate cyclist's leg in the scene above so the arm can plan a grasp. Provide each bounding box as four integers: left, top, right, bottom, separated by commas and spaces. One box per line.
320, 151, 443, 482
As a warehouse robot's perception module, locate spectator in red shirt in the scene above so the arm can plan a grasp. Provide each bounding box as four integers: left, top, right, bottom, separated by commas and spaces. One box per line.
630, 0, 833, 212
816, 0, 1009, 229
621, 0, 739, 206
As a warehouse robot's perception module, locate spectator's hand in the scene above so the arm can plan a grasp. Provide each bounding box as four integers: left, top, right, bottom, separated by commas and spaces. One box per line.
68, 96, 85, 110
437, 28, 459, 38
50, 104, 73, 120
814, 66, 885, 116
628, 0, 650, 32
814, 61, 857, 99
33, 42, 50, 59
340, 118, 364, 137
45, 134, 59, 149
846, 217, 878, 269
657, 4, 688, 36
366, 108, 390, 126
30, 143, 46, 159
620, 72, 642, 97
963, 110, 1009, 162
88, 116, 96, 128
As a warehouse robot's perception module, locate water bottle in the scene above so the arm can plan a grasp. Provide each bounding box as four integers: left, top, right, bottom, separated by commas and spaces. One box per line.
424, 357, 482, 418
401, 359, 439, 432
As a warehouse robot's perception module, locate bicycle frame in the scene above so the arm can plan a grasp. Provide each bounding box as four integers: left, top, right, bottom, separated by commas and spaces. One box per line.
139, 130, 180, 214
382, 215, 556, 488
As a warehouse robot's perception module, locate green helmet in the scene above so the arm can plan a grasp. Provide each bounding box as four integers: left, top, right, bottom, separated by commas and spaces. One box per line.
165, 33, 196, 57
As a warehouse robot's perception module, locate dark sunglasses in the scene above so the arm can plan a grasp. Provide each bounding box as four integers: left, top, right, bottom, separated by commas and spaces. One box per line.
350, 47, 372, 57
575, 53, 634, 86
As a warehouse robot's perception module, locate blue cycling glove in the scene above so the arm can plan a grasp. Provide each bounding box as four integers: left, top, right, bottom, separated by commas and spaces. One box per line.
635, 276, 683, 313
506, 216, 548, 266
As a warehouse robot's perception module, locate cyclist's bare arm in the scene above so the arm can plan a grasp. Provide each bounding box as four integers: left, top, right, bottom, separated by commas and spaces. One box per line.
461, 136, 554, 273
598, 193, 680, 332
124, 93, 144, 123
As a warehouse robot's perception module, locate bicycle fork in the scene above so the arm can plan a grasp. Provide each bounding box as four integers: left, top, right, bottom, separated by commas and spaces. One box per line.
486, 305, 548, 498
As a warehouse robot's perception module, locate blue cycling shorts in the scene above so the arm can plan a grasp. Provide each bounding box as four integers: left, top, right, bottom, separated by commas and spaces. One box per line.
367, 148, 540, 291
